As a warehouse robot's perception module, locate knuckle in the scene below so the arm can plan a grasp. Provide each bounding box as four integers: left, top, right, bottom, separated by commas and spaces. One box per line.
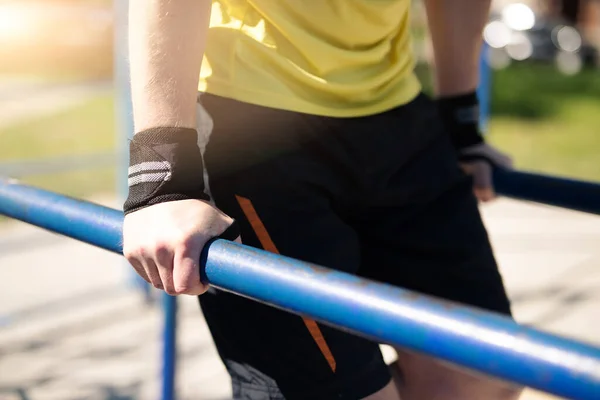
164, 286, 177, 296
154, 240, 171, 258
124, 242, 152, 260
154, 239, 168, 252
173, 286, 189, 295
177, 237, 203, 256
124, 253, 141, 265
173, 231, 193, 248
173, 262, 198, 294
123, 251, 134, 261
174, 281, 196, 295
122, 245, 138, 260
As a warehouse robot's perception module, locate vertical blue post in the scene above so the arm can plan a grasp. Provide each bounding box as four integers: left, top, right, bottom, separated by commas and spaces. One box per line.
114, 2, 178, 400
478, 42, 492, 133
113, 0, 152, 302
161, 293, 178, 400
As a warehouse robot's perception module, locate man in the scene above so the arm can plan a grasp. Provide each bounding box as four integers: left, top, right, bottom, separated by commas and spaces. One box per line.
123, 1, 521, 399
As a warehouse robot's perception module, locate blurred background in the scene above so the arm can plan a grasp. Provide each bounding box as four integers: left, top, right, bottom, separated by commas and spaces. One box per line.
0, 0, 598, 200
412, 0, 600, 185
0, 1, 599, 399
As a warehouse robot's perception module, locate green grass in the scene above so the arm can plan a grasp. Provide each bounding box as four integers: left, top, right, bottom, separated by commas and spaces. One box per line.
488, 64, 600, 183
1, 94, 115, 160
1, 94, 117, 197
488, 98, 600, 183
490, 64, 600, 120
19, 167, 116, 199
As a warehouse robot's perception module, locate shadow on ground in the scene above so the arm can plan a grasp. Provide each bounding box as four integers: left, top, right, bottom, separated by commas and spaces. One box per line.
509, 257, 600, 326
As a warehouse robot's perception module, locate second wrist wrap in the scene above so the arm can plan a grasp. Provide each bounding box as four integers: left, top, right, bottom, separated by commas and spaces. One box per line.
436, 91, 484, 150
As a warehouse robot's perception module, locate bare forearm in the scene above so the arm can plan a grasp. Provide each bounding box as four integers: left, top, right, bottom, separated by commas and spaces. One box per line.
128, 0, 211, 132
423, 0, 491, 96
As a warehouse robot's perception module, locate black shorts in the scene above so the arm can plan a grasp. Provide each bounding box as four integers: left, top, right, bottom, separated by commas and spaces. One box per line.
198, 92, 512, 400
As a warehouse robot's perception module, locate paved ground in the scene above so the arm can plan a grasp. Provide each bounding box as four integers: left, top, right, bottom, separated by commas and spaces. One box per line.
0, 196, 598, 400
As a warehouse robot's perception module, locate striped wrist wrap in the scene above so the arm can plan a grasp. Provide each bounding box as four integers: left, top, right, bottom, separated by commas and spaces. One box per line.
123, 127, 210, 215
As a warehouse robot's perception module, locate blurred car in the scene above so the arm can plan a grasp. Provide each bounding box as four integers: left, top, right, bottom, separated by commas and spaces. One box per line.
483, 2, 598, 74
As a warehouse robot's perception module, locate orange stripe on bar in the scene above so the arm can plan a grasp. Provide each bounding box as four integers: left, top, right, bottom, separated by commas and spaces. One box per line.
235, 195, 337, 372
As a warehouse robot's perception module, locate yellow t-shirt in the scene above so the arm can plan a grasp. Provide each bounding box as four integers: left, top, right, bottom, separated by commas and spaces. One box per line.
199, 0, 421, 117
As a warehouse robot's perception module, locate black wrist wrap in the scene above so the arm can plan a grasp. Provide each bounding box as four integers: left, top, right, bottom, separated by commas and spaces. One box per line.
123, 127, 210, 215
436, 92, 484, 150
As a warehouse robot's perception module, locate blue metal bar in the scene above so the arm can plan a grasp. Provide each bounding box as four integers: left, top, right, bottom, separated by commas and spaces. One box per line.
495, 168, 600, 216
0, 178, 122, 252
0, 178, 174, 400
475, 42, 600, 216
161, 293, 178, 400
1, 179, 600, 399
204, 242, 600, 400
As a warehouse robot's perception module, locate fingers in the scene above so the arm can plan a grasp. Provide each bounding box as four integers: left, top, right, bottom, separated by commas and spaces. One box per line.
474, 187, 495, 202
471, 161, 494, 201
122, 200, 237, 297
154, 242, 175, 294
460, 161, 495, 202
143, 257, 163, 290
459, 143, 514, 202
124, 247, 166, 291
167, 220, 238, 294
128, 257, 151, 284
173, 242, 208, 296
170, 217, 241, 294
125, 240, 206, 296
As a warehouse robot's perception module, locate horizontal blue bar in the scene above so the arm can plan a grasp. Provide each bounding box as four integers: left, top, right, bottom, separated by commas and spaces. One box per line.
0, 178, 123, 253
1, 178, 600, 400
495, 168, 600, 216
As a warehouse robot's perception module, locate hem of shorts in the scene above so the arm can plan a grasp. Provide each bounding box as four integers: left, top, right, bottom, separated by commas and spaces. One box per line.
198, 75, 422, 118
283, 357, 391, 400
